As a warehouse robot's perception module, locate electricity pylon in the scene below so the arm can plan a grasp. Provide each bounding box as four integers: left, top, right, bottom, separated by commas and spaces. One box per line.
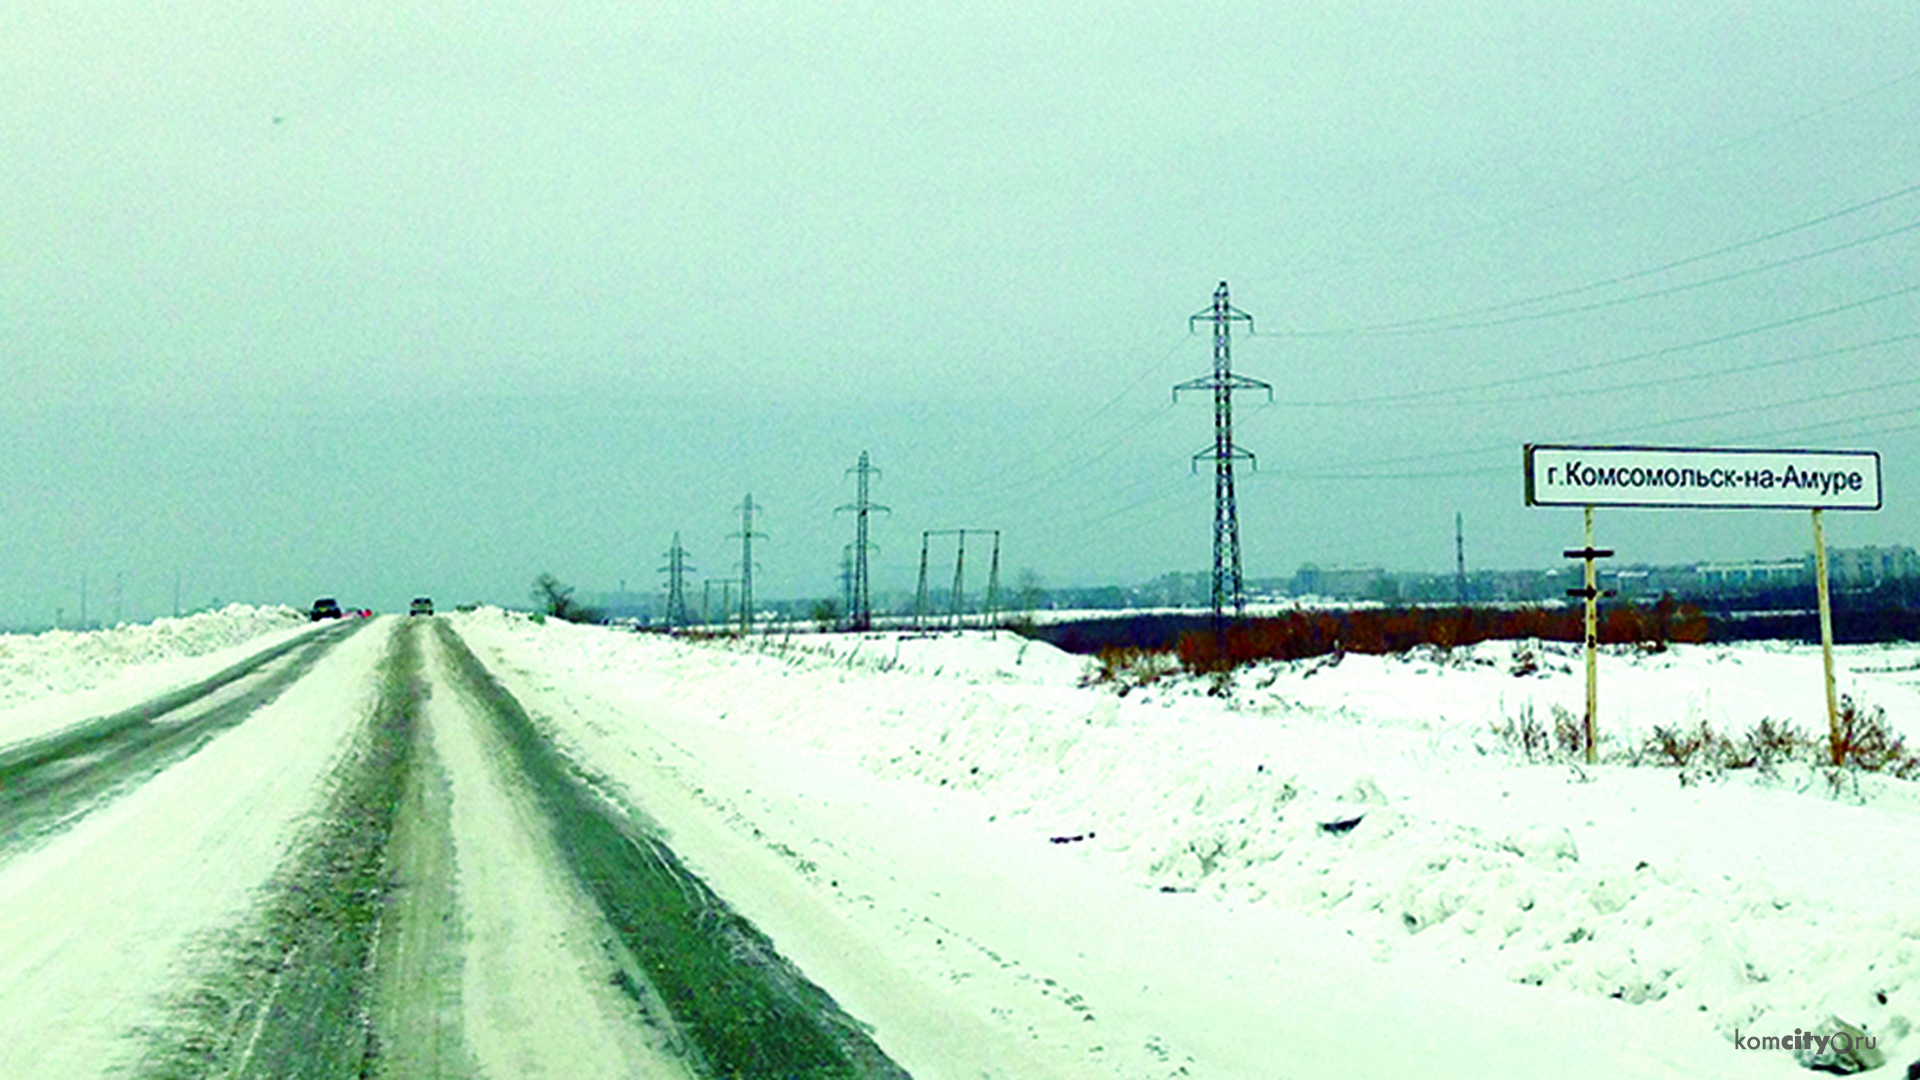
660, 532, 694, 628
1175, 281, 1271, 635
914, 529, 1001, 629
731, 495, 766, 634
835, 451, 889, 631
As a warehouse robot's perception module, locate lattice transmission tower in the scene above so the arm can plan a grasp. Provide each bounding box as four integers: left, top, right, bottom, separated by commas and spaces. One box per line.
730, 495, 766, 634
660, 531, 694, 628
835, 451, 889, 631
1174, 281, 1271, 633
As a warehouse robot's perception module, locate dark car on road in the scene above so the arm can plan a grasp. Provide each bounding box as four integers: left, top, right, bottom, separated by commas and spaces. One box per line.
409, 597, 434, 617
310, 597, 344, 621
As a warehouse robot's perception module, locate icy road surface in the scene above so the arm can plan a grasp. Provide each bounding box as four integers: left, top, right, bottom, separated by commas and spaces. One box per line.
0, 615, 901, 1078
0, 606, 1915, 1077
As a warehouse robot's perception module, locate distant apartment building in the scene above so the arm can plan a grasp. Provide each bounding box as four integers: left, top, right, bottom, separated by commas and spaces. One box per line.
1829, 545, 1920, 586
1271, 545, 1916, 605
1288, 564, 1393, 600
1693, 545, 1917, 592
1694, 559, 1810, 592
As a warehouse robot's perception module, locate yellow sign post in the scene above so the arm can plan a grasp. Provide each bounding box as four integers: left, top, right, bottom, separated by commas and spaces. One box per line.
1562, 507, 1615, 765
1812, 508, 1843, 765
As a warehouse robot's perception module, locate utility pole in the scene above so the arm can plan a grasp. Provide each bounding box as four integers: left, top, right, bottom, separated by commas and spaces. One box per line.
839, 545, 855, 622
660, 532, 694, 628
915, 533, 932, 629
1455, 512, 1468, 606
836, 451, 889, 631
1565, 510, 1615, 766
1174, 281, 1271, 635
731, 495, 766, 634
949, 532, 967, 628
985, 529, 1001, 627
703, 578, 740, 629
915, 529, 1001, 629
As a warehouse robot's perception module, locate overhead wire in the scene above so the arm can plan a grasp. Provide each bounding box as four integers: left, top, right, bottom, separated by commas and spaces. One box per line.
1281, 281, 1920, 409
1276, 64, 1920, 286
1284, 180, 1920, 336
1371, 330, 1920, 411
1296, 213, 1920, 337
921, 329, 1191, 505
1222, 323, 1917, 481
1268, 369, 1920, 483
938, 320, 1283, 536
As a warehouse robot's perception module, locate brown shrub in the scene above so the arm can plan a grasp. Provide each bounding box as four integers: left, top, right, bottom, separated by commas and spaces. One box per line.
1833, 696, 1920, 778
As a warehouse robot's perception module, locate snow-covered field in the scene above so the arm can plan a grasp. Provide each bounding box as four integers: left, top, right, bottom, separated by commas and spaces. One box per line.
1, 607, 1916, 1077
460, 613, 1920, 1078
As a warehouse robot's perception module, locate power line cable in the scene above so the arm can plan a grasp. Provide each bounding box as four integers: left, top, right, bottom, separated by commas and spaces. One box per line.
1274, 371, 1920, 482
1381, 329, 1920, 411
1285, 180, 1920, 336
922, 330, 1192, 503
1296, 211, 1920, 337
1283, 281, 1920, 409
1278, 65, 1920, 285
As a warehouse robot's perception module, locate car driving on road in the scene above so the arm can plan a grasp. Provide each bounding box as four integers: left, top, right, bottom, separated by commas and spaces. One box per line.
309, 598, 343, 621
410, 597, 435, 616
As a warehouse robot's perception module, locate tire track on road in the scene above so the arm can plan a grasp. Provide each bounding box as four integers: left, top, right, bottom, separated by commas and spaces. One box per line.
140, 617, 912, 1077
0, 619, 367, 860
433, 620, 911, 1079
138, 617, 442, 1079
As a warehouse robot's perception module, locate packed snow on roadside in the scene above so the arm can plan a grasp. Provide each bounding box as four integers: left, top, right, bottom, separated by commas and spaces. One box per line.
0, 604, 310, 749
465, 610, 1920, 1078
0, 615, 391, 1078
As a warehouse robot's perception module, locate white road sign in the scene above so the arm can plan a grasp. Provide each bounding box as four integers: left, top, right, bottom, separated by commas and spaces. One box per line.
1525, 444, 1882, 510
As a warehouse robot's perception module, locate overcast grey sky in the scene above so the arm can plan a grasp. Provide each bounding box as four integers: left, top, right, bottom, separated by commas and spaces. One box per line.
6, 2, 1919, 624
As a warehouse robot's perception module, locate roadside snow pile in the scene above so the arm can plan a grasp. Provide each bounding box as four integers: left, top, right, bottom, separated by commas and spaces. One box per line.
0, 604, 306, 712
714, 627, 1088, 687
461, 611, 1920, 1069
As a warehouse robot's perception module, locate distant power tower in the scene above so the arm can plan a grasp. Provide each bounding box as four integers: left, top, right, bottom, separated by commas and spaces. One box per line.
836, 451, 889, 631
915, 529, 1001, 629
1174, 281, 1271, 633
660, 532, 695, 627
731, 495, 767, 634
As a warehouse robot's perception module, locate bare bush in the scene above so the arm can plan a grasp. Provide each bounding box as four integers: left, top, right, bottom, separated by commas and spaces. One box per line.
1834, 695, 1920, 778
1083, 646, 1180, 694
1493, 704, 1552, 761
1552, 704, 1585, 759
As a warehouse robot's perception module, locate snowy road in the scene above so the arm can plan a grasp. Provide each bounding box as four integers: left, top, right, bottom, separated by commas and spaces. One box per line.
0, 616, 908, 1078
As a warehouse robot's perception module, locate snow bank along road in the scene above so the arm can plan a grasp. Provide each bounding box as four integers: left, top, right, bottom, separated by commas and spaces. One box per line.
0, 615, 908, 1078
